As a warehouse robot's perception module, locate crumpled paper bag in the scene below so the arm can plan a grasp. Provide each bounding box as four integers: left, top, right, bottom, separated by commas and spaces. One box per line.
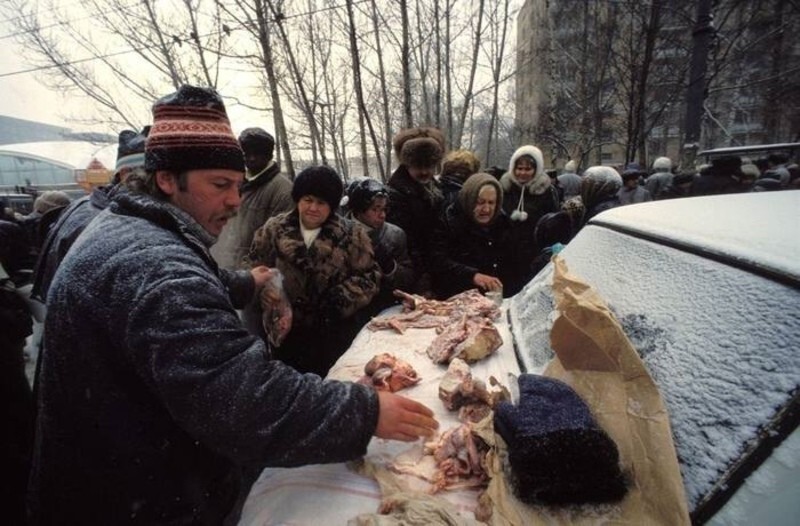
483, 256, 690, 525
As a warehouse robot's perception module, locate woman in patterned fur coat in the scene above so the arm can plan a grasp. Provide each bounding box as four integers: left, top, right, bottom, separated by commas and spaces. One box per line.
247, 166, 380, 377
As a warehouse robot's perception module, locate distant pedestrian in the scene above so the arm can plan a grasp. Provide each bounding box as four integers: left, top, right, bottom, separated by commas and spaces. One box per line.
618, 163, 652, 205
644, 156, 673, 198
558, 160, 582, 200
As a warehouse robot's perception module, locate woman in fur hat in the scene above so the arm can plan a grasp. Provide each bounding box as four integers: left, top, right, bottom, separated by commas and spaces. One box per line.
430, 173, 519, 300
247, 166, 380, 377
386, 127, 446, 297
499, 145, 560, 296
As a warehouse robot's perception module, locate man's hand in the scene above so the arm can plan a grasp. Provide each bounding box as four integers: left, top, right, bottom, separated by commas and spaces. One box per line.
375, 391, 439, 442
250, 266, 275, 290
473, 272, 502, 292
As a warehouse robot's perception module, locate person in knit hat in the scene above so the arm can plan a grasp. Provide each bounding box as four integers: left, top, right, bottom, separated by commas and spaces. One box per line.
31, 126, 150, 302
431, 172, 520, 299
247, 165, 381, 377
558, 159, 582, 200
644, 156, 674, 198
211, 126, 293, 271
439, 148, 481, 209
386, 126, 446, 297
29, 86, 437, 525
499, 145, 560, 296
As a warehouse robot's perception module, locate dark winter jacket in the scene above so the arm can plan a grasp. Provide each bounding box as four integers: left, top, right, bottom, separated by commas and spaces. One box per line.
31, 184, 116, 301
431, 174, 519, 299
246, 209, 380, 375
386, 165, 444, 294
28, 191, 379, 525
351, 216, 415, 315
211, 161, 293, 270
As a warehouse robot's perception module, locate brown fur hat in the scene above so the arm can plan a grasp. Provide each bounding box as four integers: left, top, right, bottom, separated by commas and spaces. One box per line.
392, 127, 445, 168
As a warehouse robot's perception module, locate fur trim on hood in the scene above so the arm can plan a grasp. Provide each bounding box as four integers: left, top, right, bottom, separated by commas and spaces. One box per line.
503, 145, 550, 196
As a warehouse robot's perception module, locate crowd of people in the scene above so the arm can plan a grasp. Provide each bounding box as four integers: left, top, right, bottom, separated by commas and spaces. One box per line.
1, 83, 798, 524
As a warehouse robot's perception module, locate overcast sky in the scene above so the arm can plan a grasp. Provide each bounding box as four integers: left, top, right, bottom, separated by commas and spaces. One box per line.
0, 25, 79, 129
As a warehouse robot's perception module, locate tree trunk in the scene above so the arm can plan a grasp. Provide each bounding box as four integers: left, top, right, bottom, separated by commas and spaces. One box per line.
454, 0, 486, 149
400, 0, 413, 128
370, 0, 393, 180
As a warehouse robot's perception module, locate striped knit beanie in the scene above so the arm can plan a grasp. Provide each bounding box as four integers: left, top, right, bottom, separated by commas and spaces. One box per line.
145, 85, 245, 174
115, 126, 150, 175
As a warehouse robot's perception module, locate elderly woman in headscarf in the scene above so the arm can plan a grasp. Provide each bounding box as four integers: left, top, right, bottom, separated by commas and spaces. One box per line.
579, 165, 623, 227
246, 165, 380, 377
499, 145, 560, 296
431, 173, 521, 300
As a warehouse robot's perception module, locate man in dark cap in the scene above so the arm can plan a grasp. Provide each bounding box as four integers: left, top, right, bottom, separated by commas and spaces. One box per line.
28, 86, 437, 525
211, 127, 293, 271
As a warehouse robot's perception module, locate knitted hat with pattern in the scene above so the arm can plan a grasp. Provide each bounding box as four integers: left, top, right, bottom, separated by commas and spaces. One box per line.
145, 85, 245, 174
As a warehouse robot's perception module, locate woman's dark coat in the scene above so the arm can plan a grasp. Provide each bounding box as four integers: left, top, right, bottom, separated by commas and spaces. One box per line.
247, 209, 380, 376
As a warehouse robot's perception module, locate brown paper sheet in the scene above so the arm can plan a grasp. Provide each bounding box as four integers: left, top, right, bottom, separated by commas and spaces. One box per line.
483, 256, 690, 525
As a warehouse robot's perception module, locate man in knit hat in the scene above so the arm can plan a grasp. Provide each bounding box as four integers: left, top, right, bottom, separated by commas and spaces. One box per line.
211, 127, 293, 270
29, 86, 437, 525
386, 126, 446, 296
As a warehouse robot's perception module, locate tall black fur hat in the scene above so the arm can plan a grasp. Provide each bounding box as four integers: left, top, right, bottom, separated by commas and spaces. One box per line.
291, 165, 344, 210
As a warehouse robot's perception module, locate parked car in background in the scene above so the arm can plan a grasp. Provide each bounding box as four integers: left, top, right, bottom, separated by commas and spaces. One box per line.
512, 190, 799, 524
697, 142, 800, 165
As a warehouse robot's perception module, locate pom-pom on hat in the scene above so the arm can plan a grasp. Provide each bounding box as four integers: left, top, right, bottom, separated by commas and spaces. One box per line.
392, 127, 445, 168
652, 156, 672, 172
291, 165, 344, 210
115, 126, 150, 175
145, 85, 245, 174
238, 127, 275, 160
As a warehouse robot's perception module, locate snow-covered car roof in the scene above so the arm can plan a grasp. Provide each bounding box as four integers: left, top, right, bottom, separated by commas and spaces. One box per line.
589, 191, 800, 284
510, 191, 800, 523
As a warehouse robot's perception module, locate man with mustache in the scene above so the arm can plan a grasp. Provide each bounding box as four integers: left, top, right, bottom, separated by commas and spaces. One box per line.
28, 85, 438, 525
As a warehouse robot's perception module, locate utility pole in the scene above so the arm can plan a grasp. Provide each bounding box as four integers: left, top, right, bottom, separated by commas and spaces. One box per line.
681, 0, 715, 169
